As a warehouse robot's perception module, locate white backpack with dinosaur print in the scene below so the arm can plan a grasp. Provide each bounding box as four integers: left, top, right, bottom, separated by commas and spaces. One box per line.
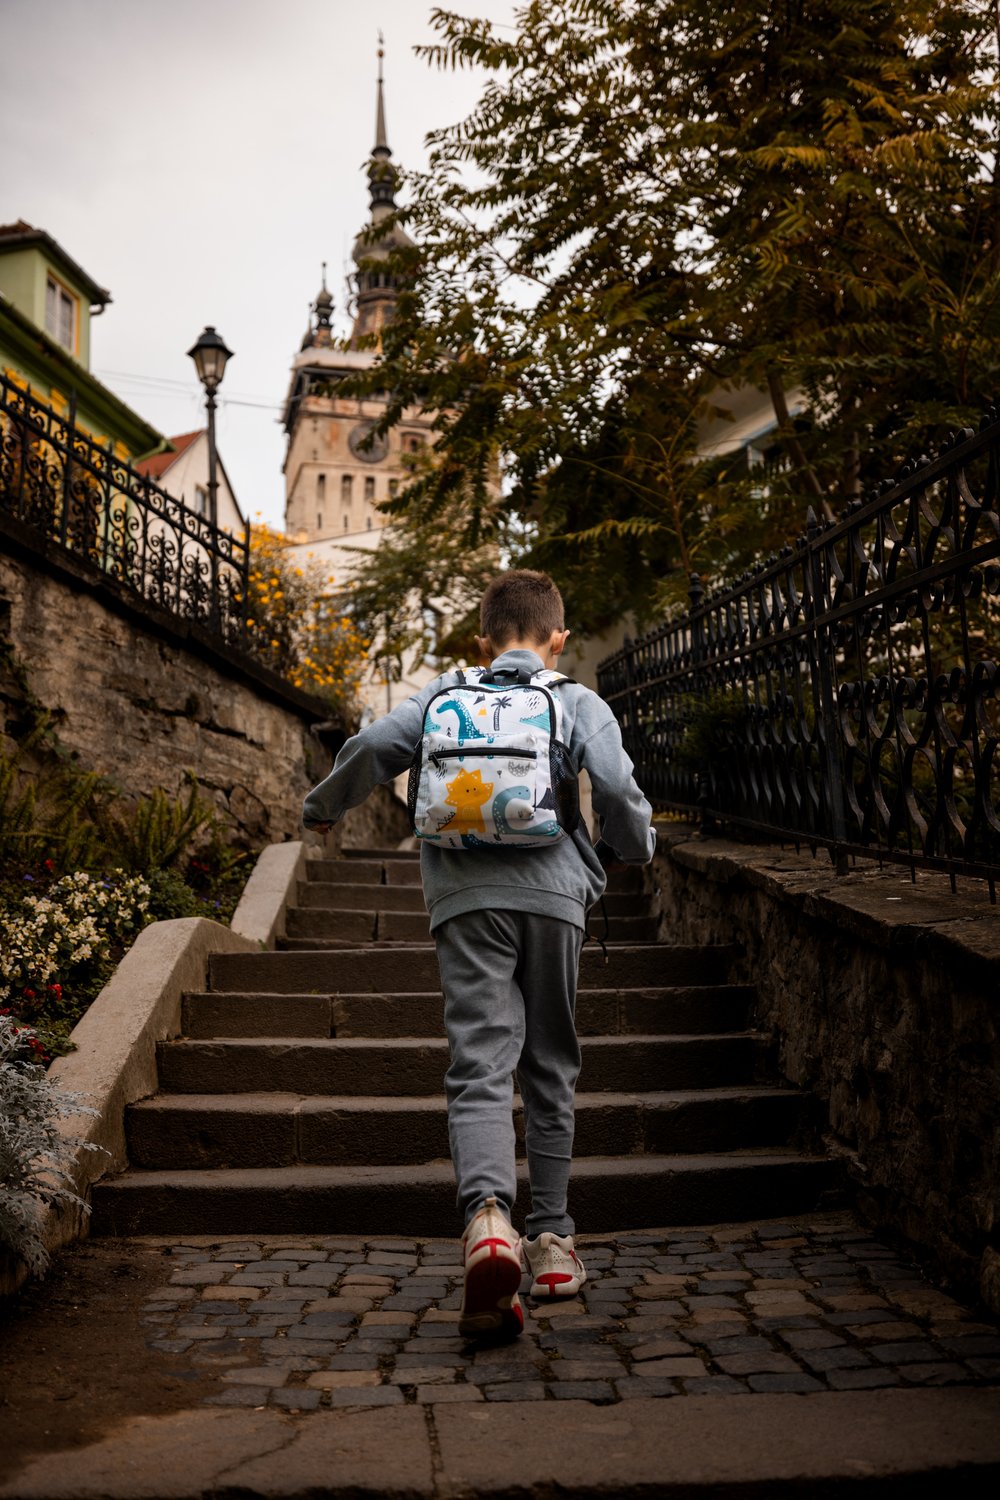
407, 666, 581, 849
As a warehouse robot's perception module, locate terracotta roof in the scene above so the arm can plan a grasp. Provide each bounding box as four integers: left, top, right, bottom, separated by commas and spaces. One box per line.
134, 429, 203, 480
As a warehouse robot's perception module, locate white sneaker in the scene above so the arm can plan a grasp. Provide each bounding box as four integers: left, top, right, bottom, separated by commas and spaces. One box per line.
458, 1196, 524, 1339
522, 1231, 587, 1298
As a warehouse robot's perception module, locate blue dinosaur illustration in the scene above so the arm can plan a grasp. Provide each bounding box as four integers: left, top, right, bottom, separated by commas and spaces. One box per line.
436, 697, 484, 743
492, 785, 532, 836
489, 786, 561, 839
519, 710, 552, 732
518, 820, 561, 839
460, 831, 497, 849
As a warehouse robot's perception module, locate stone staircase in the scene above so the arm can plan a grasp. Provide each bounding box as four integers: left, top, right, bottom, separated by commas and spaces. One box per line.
91, 849, 840, 1237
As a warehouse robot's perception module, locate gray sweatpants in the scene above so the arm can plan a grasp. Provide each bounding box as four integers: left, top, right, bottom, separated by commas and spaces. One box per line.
434, 908, 584, 1238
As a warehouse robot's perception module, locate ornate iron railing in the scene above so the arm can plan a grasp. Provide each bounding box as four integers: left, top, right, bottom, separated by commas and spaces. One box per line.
0, 373, 250, 646
598, 407, 1000, 895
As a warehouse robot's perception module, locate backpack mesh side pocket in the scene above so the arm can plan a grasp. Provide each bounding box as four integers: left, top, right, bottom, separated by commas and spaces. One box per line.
551, 740, 581, 832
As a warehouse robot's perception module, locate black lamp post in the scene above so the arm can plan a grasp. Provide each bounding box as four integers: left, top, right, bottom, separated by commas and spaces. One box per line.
187, 325, 233, 530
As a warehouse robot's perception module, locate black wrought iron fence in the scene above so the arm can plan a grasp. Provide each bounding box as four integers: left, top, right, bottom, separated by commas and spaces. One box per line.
598, 405, 1000, 896
0, 373, 250, 646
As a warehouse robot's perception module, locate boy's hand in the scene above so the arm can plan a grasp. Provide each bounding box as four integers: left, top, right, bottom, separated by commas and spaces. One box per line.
594, 837, 628, 873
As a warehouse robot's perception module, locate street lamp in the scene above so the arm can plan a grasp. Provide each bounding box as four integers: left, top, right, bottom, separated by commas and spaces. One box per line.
187, 325, 233, 530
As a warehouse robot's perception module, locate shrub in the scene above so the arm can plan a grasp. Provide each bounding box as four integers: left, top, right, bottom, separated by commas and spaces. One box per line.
94, 772, 215, 874
244, 521, 368, 716
0, 871, 151, 1058
0, 1015, 105, 1275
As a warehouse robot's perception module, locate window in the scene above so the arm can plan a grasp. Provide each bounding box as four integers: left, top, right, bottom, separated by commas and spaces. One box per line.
341, 474, 353, 503
388, 479, 399, 499
317, 512, 323, 530
407, 435, 423, 453
343, 515, 349, 530
364, 476, 375, 502
317, 473, 326, 501
193, 485, 208, 517
366, 515, 372, 530
45, 276, 75, 352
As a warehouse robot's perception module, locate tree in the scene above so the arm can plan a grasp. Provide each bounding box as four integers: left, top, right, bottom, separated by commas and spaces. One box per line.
344, 0, 1000, 649
245, 524, 368, 719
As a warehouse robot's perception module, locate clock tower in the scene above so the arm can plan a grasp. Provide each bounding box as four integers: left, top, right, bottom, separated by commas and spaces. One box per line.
281, 41, 432, 551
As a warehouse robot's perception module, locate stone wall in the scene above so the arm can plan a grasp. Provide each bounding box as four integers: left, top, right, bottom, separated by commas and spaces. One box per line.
0, 537, 410, 849
651, 827, 1000, 1309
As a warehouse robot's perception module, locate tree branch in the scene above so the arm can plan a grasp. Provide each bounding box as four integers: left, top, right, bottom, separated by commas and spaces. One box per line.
765, 370, 833, 520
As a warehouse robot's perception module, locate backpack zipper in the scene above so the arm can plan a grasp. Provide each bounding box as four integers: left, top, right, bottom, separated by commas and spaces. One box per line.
429, 747, 539, 770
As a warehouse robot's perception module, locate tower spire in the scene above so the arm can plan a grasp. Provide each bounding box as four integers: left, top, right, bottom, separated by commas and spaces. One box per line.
350, 31, 413, 348
375, 31, 389, 155
368, 32, 396, 219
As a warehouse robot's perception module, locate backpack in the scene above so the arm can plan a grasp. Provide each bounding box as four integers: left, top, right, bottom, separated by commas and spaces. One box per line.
407, 666, 581, 849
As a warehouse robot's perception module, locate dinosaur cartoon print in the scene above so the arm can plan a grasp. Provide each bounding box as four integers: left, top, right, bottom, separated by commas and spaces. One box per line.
435, 697, 485, 743
491, 785, 533, 836
444, 767, 494, 834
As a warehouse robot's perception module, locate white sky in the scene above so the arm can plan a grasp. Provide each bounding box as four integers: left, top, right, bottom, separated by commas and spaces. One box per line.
1, 0, 517, 530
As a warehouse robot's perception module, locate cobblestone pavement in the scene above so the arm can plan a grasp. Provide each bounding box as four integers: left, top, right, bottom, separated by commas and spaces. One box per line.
136, 1215, 1000, 1413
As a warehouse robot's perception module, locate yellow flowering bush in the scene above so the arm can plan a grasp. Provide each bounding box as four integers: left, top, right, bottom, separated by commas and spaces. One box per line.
244, 523, 367, 718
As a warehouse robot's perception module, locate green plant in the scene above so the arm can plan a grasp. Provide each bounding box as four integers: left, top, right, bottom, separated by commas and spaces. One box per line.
0, 871, 152, 1058
93, 772, 215, 874
0, 724, 112, 875
0, 1015, 106, 1274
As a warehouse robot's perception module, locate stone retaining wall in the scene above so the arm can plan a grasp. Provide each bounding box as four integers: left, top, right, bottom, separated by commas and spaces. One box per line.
652, 827, 1000, 1310
0, 537, 409, 849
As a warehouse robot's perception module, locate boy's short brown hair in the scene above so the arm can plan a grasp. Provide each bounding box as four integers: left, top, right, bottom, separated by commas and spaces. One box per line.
480, 569, 565, 647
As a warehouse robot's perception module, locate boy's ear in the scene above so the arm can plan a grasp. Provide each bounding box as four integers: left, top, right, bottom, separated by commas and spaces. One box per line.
549, 628, 570, 660
474, 634, 494, 663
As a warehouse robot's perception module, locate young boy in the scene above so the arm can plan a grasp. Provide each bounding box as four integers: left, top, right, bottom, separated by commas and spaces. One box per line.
302, 570, 654, 1338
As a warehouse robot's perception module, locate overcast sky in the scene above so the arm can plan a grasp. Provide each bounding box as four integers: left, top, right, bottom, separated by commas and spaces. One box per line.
1, 0, 517, 530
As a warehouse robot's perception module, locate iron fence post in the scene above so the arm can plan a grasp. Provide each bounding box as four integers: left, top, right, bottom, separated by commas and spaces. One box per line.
60, 391, 76, 548
688, 572, 714, 834
805, 510, 849, 874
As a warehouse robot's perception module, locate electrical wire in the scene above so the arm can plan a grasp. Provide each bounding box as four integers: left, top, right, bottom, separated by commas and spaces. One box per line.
96, 367, 285, 414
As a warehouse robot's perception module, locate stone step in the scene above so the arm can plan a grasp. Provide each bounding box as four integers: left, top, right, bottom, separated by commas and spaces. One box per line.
283, 908, 662, 945
295, 882, 652, 919
307, 858, 422, 886
208, 944, 739, 994
181, 985, 758, 1039
341, 846, 420, 859
156, 1033, 760, 1096
306, 857, 648, 893
90, 1151, 842, 1237
125, 1086, 812, 1170
296, 881, 428, 912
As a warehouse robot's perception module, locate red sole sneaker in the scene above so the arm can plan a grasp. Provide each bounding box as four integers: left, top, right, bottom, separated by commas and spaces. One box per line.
459, 1246, 524, 1339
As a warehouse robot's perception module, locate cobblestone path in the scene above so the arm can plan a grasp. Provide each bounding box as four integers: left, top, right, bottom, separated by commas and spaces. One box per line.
140, 1214, 1000, 1413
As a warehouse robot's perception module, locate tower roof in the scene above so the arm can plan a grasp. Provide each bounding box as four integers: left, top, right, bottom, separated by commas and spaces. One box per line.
366, 30, 398, 224
301, 262, 335, 349
374, 31, 390, 157
350, 35, 413, 348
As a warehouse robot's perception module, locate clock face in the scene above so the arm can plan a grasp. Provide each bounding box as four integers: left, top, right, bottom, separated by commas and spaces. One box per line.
348, 422, 389, 464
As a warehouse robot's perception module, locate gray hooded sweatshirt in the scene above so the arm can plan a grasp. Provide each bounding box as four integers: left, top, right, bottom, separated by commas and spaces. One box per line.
302, 648, 655, 932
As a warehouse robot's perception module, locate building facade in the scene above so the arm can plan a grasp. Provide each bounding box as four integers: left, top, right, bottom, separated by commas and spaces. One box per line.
135, 429, 245, 538
0, 219, 164, 462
